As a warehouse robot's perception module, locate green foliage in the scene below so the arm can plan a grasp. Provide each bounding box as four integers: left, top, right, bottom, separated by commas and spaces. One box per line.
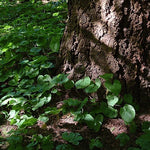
120, 104, 135, 124
7, 135, 24, 150
0, 1, 139, 149
142, 121, 150, 132
89, 138, 103, 150
75, 77, 91, 89
27, 134, 54, 150
56, 144, 73, 150
62, 132, 83, 145
116, 133, 130, 146
104, 80, 121, 96
136, 131, 150, 150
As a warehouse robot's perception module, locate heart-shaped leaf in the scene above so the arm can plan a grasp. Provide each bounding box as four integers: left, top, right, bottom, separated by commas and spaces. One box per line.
120, 104, 135, 123
104, 80, 121, 95
100, 102, 118, 118
75, 77, 91, 89
100, 73, 113, 80
106, 95, 119, 107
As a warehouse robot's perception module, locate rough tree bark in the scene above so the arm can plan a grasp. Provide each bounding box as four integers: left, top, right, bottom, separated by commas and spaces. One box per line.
59, 0, 150, 102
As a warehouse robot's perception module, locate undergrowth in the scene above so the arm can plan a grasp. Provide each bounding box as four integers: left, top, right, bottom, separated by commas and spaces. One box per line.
0, 0, 149, 150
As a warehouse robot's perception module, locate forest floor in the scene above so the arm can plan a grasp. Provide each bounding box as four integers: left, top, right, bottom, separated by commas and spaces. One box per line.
0, 101, 150, 150
0, 1, 150, 150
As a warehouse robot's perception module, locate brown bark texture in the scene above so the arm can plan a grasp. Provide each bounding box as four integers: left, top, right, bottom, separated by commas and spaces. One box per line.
59, 0, 150, 102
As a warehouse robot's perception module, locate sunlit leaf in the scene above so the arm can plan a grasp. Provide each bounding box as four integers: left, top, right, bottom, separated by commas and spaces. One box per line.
120, 104, 135, 123
106, 95, 119, 107
75, 77, 91, 89
104, 80, 121, 95
100, 73, 113, 80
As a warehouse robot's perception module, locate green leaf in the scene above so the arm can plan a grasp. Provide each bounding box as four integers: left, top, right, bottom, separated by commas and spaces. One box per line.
41, 62, 54, 69
106, 95, 119, 107
84, 114, 94, 122
38, 116, 49, 123
37, 74, 51, 84
64, 98, 80, 107
85, 83, 98, 93
100, 73, 113, 80
89, 139, 103, 150
24, 67, 39, 78
53, 12, 59, 17
44, 107, 62, 115
104, 80, 121, 95
95, 78, 101, 87
32, 101, 44, 111
100, 102, 118, 118
75, 77, 91, 89
56, 144, 73, 150
52, 74, 68, 85
116, 133, 130, 146
120, 104, 135, 123
62, 132, 82, 145
50, 36, 60, 52
142, 121, 150, 132
136, 131, 150, 150
0, 74, 10, 82
30, 47, 42, 53
18, 116, 37, 128
33, 95, 52, 110
93, 114, 104, 132
64, 80, 74, 89
84, 79, 101, 93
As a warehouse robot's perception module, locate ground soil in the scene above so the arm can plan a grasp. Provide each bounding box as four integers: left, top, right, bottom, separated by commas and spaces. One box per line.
1, 102, 149, 150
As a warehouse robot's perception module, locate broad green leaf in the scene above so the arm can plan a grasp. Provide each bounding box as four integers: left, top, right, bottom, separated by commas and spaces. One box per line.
38, 116, 49, 123
136, 131, 150, 150
85, 83, 98, 93
32, 101, 44, 111
106, 95, 119, 107
120, 104, 135, 123
93, 114, 104, 132
84, 114, 94, 122
37, 74, 51, 84
78, 97, 88, 110
100, 102, 118, 118
53, 12, 59, 17
9, 110, 17, 119
84, 79, 101, 93
56, 144, 73, 150
142, 121, 150, 132
18, 116, 37, 128
30, 47, 42, 53
64, 80, 74, 89
44, 107, 62, 115
52, 74, 68, 85
89, 139, 103, 150
104, 80, 121, 95
95, 78, 101, 87
116, 133, 130, 146
100, 73, 113, 80
62, 132, 82, 145
50, 36, 60, 52
64, 98, 80, 107
24, 66, 39, 78
75, 77, 91, 89
41, 62, 54, 69
0, 75, 9, 82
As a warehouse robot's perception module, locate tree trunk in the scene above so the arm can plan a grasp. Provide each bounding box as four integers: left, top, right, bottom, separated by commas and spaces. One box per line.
59, 0, 150, 102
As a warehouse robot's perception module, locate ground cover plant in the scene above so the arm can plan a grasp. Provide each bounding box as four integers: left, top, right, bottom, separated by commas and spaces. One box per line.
0, 0, 150, 150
